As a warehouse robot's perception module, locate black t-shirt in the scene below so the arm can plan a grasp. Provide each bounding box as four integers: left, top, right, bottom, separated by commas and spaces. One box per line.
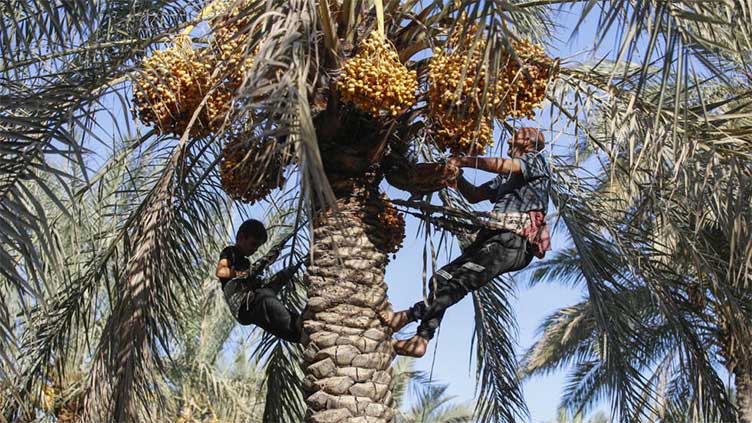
219, 245, 255, 289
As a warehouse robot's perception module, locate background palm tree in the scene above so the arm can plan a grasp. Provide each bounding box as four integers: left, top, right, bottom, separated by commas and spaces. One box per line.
0, 149, 309, 422
553, 408, 610, 423
1, 0, 750, 422
519, 76, 752, 421
391, 357, 474, 423
521, 286, 744, 422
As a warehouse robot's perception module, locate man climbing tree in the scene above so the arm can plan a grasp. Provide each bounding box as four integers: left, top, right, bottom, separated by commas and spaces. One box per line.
380, 128, 552, 357
216, 219, 303, 343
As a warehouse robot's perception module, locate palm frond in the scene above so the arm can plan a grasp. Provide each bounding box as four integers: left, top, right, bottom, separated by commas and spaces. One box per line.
391, 357, 429, 411
259, 340, 306, 423
550, 185, 664, 421
471, 276, 528, 422
520, 300, 596, 378
575, 0, 750, 87
79, 133, 231, 421
525, 247, 588, 289
560, 359, 610, 417
0, 0, 198, 361
528, 152, 741, 421
159, 278, 265, 422
399, 382, 474, 423
0, 138, 151, 421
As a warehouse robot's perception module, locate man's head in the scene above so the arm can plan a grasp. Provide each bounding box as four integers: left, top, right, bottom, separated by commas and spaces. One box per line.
235, 219, 267, 255
507, 128, 545, 158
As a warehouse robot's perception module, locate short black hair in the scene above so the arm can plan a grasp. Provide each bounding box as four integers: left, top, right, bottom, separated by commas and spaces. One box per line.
237, 219, 267, 243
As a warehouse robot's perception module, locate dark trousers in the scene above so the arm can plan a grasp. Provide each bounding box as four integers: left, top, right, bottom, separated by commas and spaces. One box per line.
224, 282, 302, 343
408, 230, 534, 340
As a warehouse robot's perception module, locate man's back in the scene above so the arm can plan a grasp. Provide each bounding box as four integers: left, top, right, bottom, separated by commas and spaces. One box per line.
482, 150, 550, 214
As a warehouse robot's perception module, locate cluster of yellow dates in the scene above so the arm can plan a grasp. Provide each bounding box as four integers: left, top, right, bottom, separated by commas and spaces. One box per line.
133, 0, 289, 202
338, 25, 556, 155
427, 26, 494, 155
132, 39, 232, 138
41, 379, 83, 423
376, 196, 406, 254
132, 0, 260, 138
426, 27, 556, 154
337, 31, 418, 118
359, 189, 406, 255
219, 137, 289, 204
499, 38, 556, 119
209, 0, 256, 89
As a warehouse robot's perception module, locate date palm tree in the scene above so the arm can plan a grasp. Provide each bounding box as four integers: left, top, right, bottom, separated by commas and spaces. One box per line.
1, 0, 750, 422
521, 281, 747, 422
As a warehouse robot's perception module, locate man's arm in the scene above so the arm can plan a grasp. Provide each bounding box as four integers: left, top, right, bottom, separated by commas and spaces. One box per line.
215, 259, 249, 280
454, 174, 491, 204
448, 156, 522, 175
216, 259, 246, 280
264, 261, 303, 294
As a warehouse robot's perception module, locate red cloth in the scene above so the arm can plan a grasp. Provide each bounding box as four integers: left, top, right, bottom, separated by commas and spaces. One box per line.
520, 211, 551, 259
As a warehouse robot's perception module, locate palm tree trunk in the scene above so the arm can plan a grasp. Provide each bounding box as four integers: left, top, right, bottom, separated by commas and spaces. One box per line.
302, 184, 395, 423
735, 363, 752, 423
718, 312, 752, 423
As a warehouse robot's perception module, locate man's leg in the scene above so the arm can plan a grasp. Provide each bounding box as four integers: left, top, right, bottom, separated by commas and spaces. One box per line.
380, 232, 496, 332
239, 288, 303, 343
396, 231, 533, 356
223, 278, 256, 322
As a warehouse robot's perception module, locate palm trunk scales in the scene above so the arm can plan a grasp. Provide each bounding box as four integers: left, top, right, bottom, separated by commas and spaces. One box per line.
302, 185, 395, 423
735, 363, 752, 423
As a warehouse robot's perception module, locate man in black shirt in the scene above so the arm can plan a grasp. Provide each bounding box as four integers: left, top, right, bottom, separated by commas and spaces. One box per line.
216, 219, 303, 343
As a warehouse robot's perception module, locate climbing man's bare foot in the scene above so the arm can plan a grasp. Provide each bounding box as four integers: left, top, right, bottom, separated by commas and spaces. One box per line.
393, 336, 429, 358
378, 309, 412, 332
